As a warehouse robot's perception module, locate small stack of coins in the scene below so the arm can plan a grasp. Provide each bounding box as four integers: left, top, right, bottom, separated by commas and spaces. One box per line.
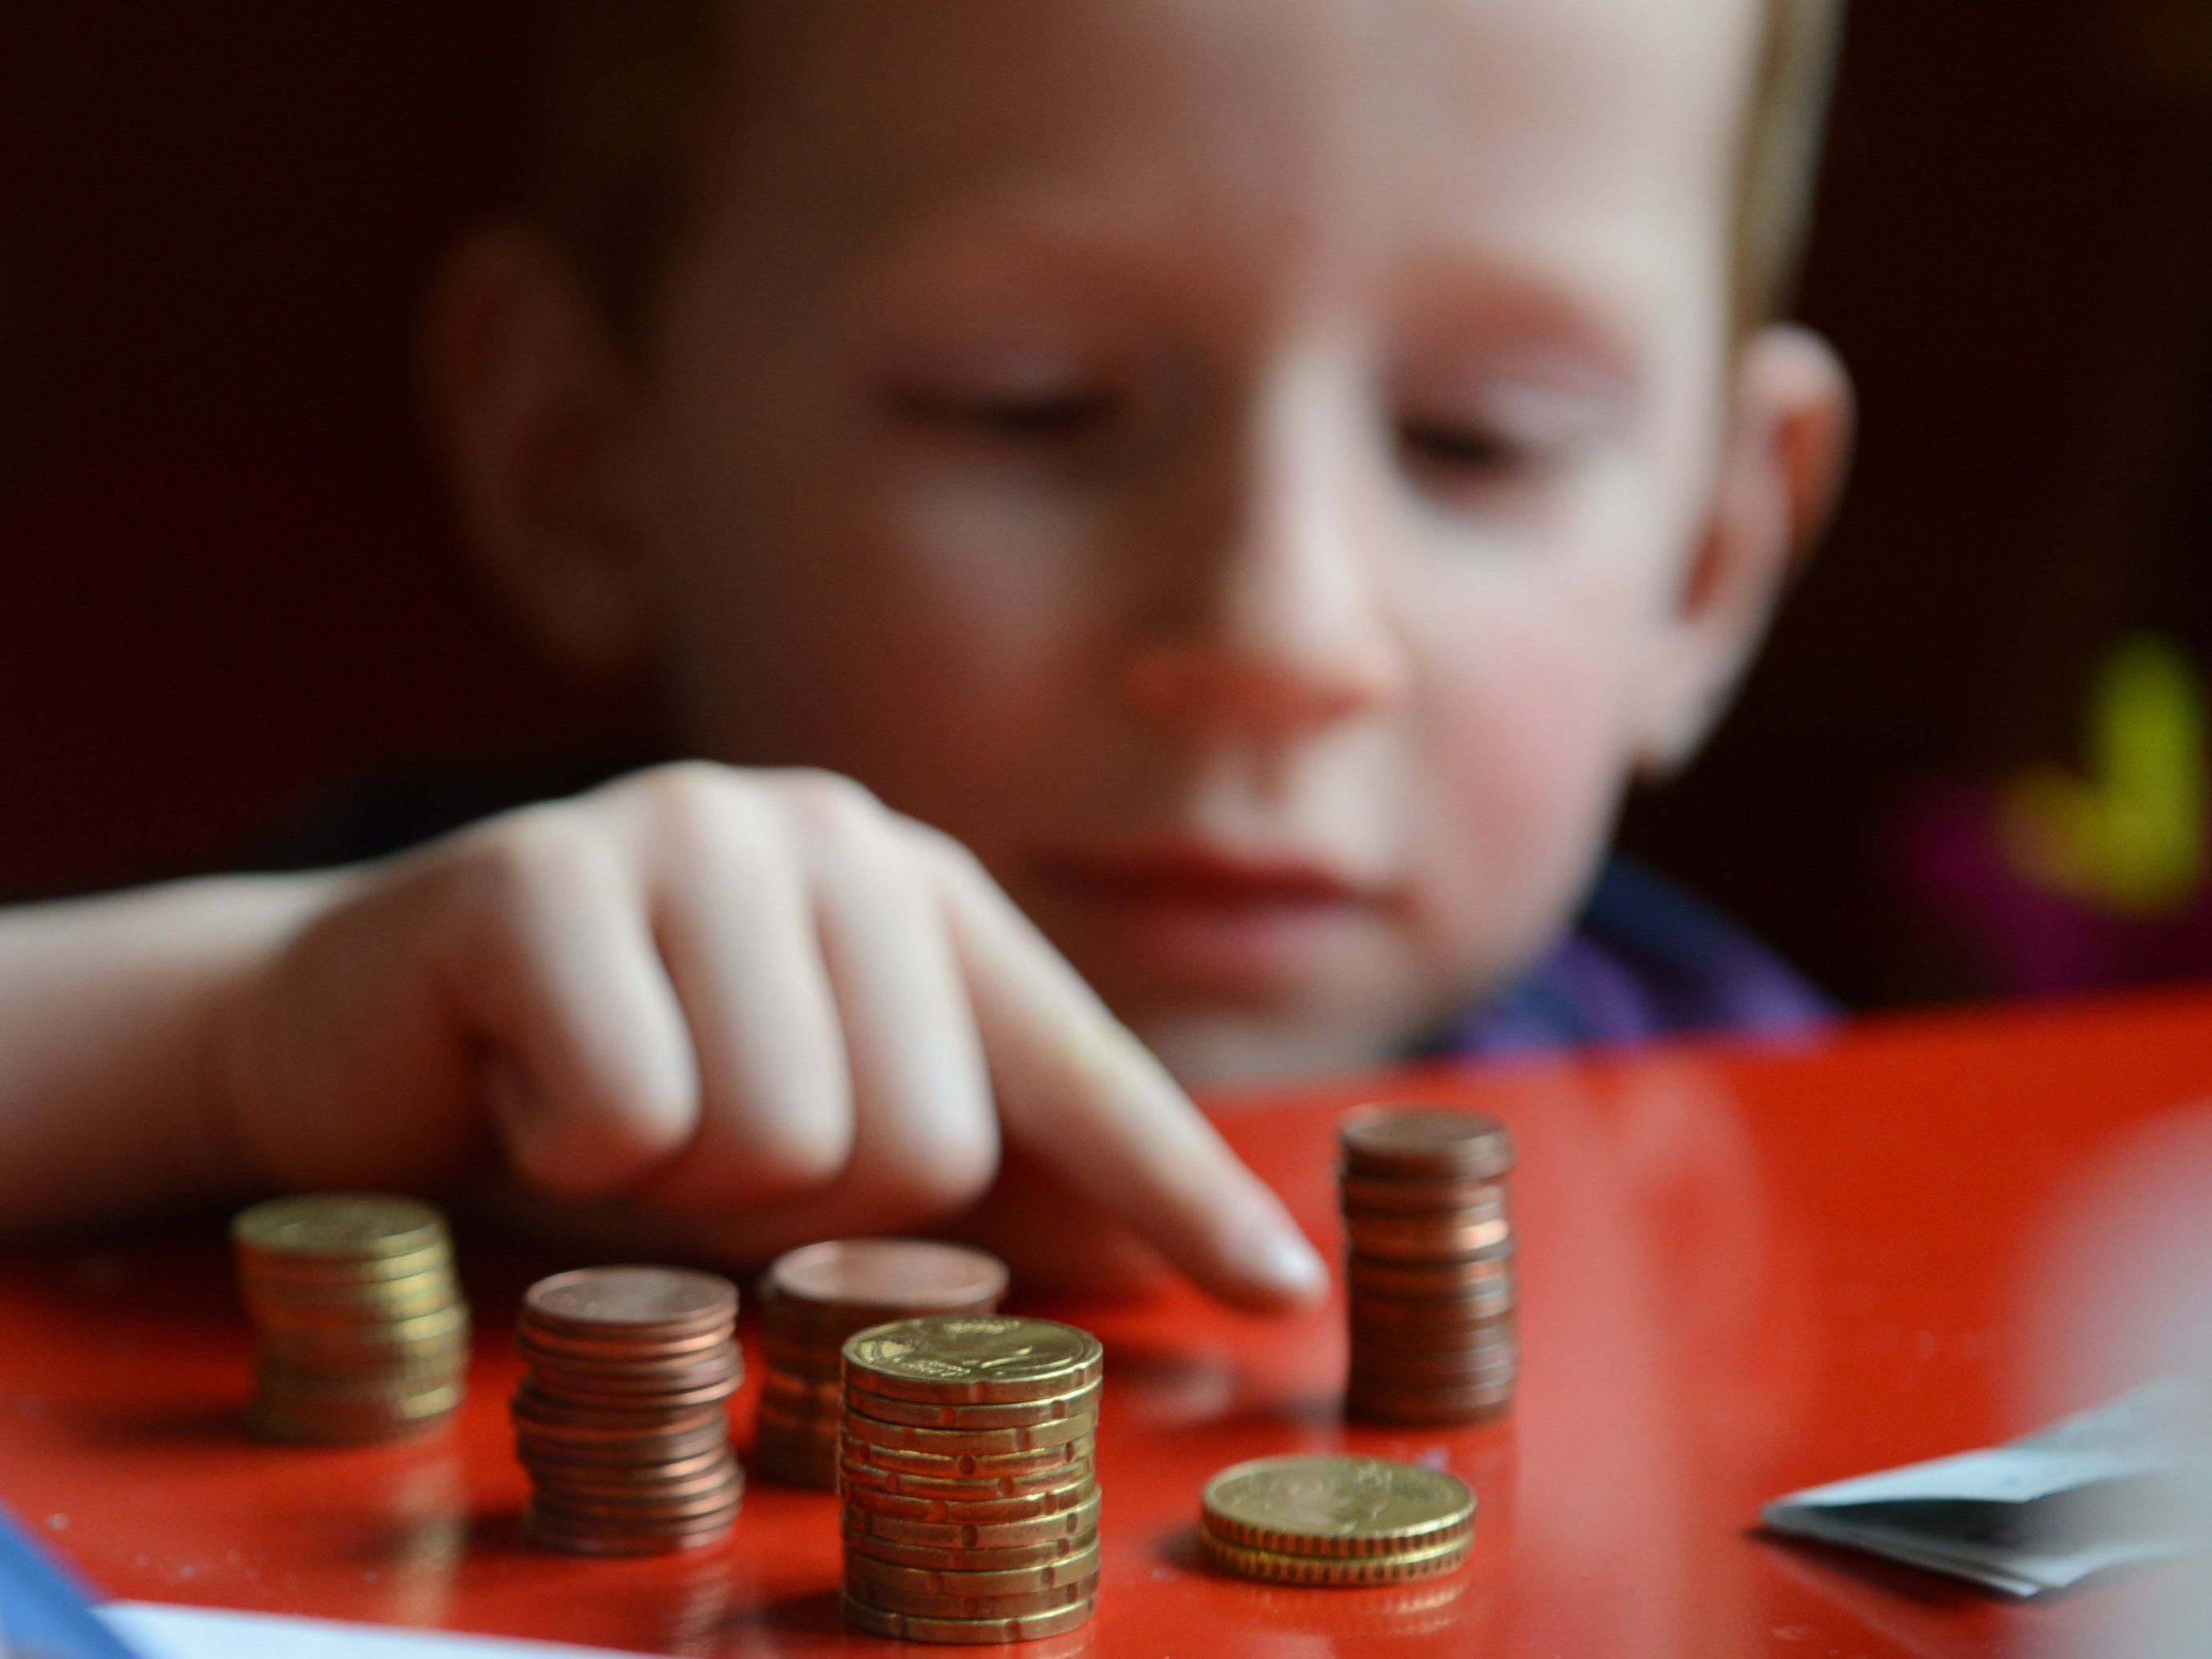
1199, 1455, 1475, 1584
839, 1316, 1103, 1645
233, 1194, 470, 1444
754, 1239, 1009, 1489
1340, 1105, 1518, 1424
511, 1266, 744, 1555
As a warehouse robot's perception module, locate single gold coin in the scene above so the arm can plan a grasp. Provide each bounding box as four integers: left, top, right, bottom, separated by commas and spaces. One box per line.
845, 1377, 1100, 1431
1199, 1526, 1472, 1584
843, 1317, 1102, 1405
1200, 1455, 1474, 1559
840, 1404, 1097, 1459
233, 1194, 448, 1260
839, 1592, 1095, 1645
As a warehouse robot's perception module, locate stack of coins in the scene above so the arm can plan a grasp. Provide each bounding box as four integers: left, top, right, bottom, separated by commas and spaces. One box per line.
1340, 1105, 1518, 1424
839, 1316, 1103, 1645
755, 1239, 1009, 1489
233, 1194, 470, 1444
511, 1266, 744, 1555
1199, 1455, 1475, 1584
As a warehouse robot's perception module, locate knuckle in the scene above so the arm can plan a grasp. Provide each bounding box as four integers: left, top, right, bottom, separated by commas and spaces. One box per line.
772, 769, 887, 852
449, 809, 604, 935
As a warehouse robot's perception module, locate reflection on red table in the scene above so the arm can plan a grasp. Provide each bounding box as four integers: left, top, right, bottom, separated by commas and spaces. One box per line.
5, 990, 2209, 1657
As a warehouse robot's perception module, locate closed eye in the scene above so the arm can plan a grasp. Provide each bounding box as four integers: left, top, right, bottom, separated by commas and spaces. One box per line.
1395, 418, 1528, 478
888, 386, 1118, 443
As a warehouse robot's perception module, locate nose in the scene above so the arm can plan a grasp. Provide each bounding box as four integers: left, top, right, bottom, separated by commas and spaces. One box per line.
1123, 362, 1409, 735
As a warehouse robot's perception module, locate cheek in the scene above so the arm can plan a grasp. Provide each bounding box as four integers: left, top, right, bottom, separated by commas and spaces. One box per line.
1397, 558, 1656, 982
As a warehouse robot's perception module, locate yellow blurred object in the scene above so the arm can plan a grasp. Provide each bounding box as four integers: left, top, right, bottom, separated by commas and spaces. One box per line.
2000, 635, 2206, 919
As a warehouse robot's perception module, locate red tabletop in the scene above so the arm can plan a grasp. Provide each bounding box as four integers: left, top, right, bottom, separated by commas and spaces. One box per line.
6, 989, 2210, 1657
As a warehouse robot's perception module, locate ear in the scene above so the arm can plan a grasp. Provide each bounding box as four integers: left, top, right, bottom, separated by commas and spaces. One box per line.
1635, 324, 1854, 776
419, 222, 650, 677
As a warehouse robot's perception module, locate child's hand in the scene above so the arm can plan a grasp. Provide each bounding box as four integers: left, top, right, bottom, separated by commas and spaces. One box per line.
219, 764, 1326, 1309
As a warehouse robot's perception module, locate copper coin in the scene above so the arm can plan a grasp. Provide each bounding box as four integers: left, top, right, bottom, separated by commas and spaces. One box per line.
1345, 1285, 1515, 1329
518, 1428, 731, 1470
843, 1378, 1101, 1432
522, 1267, 737, 1341
1348, 1316, 1518, 1357
524, 1443, 735, 1486
1349, 1344, 1518, 1384
1345, 1376, 1516, 1423
1338, 1107, 1514, 1180
841, 1473, 1097, 1526
843, 1574, 1094, 1621
1343, 1211, 1513, 1260
846, 1538, 1101, 1600
522, 1358, 742, 1401
527, 1506, 738, 1554
1346, 1251, 1515, 1298
509, 1386, 730, 1433
765, 1239, 1008, 1321
516, 1325, 734, 1367
529, 1483, 742, 1525
839, 1592, 1095, 1645
841, 1407, 1097, 1460
840, 1430, 1094, 1481
1339, 1172, 1509, 1215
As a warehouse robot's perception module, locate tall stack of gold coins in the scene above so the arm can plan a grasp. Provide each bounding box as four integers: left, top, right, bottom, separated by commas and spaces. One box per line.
1199, 1455, 1476, 1584
233, 1194, 470, 1443
755, 1239, 1009, 1489
839, 1317, 1103, 1645
511, 1266, 744, 1555
1339, 1106, 1518, 1424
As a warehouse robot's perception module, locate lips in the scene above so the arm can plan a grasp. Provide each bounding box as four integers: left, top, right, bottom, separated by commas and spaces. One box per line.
1033, 842, 1374, 912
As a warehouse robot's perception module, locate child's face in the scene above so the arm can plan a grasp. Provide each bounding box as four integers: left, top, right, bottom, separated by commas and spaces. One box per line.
507, 0, 1847, 1082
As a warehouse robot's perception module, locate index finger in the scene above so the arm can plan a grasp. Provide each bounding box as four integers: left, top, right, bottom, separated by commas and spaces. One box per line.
912, 828, 1328, 1312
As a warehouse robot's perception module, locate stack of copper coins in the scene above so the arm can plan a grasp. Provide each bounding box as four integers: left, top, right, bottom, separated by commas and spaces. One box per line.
754, 1239, 1009, 1489
233, 1194, 470, 1444
839, 1317, 1103, 1645
1340, 1106, 1518, 1424
511, 1266, 744, 1554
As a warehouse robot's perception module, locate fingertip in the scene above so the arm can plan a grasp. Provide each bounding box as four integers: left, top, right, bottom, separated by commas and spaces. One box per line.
1215, 1216, 1332, 1313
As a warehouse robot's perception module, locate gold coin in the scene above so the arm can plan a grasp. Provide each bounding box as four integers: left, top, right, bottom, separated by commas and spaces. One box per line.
843, 1317, 1102, 1405
843, 1491, 1102, 1555
839, 1592, 1095, 1645
844, 1377, 1100, 1431
840, 1430, 1095, 1481
840, 1406, 1096, 1459
843, 1573, 1094, 1621
1200, 1455, 1474, 1559
840, 1472, 1097, 1526
233, 1194, 449, 1260
845, 1537, 1101, 1600
1199, 1526, 1472, 1584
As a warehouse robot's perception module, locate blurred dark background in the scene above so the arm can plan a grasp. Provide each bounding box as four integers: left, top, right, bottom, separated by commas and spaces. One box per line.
1, 5, 2209, 1012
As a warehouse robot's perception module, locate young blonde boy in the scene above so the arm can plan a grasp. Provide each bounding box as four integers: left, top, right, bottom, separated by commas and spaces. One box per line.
0, 0, 1851, 1309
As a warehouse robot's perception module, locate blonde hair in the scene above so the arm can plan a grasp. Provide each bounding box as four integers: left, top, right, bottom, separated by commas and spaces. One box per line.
536, 1, 1846, 339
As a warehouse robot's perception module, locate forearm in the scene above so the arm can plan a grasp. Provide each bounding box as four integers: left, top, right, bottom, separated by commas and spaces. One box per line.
0, 874, 336, 1231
